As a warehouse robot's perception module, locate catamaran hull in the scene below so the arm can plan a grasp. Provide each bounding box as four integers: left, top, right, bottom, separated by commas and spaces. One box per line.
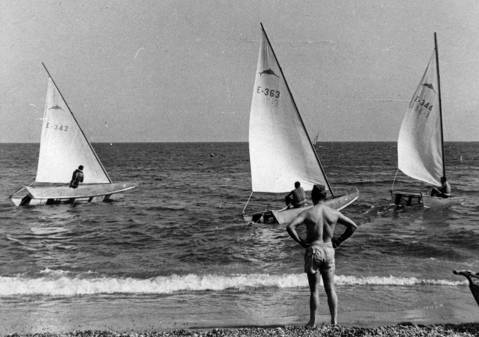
9, 183, 136, 207
11, 195, 111, 206
391, 190, 462, 208
249, 189, 359, 225
390, 190, 424, 207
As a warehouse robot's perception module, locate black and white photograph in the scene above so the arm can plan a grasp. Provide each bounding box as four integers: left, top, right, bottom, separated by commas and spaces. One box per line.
1, 1, 478, 336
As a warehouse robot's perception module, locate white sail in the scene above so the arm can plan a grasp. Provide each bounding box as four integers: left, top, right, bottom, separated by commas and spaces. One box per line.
397, 53, 443, 186
248, 28, 328, 193
35, 78, 111, 184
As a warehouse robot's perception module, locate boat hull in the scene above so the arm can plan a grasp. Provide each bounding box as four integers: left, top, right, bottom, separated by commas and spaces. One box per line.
391, 190, 462, 208
390, 190, 424, 207
249, 189, 359, 225
422, 195, 463, 208
9, 182, 136, 207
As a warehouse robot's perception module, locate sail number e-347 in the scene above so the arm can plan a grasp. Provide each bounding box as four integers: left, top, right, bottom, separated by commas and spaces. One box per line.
256, 86, 280, 98
45, 122, 69, 132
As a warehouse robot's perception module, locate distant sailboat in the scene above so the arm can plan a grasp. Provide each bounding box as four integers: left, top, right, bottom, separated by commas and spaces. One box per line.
242, 24, 358, 224
391, 34, 459, 208
313, 131, 320, 147
10, 63, 136, 206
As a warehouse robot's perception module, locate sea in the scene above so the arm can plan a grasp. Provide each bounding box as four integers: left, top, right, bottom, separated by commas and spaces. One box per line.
0, 142, 478, 334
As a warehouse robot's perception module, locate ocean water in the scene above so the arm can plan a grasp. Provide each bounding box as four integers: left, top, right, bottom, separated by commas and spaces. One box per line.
0, 142, 478, 333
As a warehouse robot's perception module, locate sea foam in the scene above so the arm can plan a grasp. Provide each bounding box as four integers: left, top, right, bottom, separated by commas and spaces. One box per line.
0, 273, 466, 297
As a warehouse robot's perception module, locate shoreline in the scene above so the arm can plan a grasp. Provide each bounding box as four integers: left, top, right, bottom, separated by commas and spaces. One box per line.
5, 323, 479, 337
0, 285, 476, 335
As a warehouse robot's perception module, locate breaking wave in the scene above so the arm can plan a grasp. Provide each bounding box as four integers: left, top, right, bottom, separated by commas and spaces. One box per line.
0, 273, 466, 297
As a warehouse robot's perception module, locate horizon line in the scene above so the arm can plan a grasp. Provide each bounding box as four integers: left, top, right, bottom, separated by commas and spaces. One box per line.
2, 140, 479, 144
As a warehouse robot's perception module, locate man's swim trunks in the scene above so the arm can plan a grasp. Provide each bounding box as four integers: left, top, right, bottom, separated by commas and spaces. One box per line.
304, 242, 335, 274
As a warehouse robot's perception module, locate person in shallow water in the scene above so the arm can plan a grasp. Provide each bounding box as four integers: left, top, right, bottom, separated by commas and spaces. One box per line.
284, 181, 307, 208
69, 165, 84, 188
430, 176, 451, 198
286, 184, 358, 328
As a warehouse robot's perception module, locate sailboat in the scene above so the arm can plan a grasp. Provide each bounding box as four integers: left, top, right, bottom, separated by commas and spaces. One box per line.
391, 33, 459, 208
242, 24, 358, 225
313, 131, 320, 148
9, 63, 136, 206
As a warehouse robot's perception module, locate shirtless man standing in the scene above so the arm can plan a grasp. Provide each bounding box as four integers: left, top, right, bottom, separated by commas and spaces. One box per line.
286, 184, 357, 327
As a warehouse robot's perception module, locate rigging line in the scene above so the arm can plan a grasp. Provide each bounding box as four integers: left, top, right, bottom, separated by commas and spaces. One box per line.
241, 191, 254, 215
391, 168, 399, 191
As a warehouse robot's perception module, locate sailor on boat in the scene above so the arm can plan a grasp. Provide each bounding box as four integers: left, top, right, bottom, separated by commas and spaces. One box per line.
284, 181, 307, 209
69, 165, 84, 189
430, 176, 451, 198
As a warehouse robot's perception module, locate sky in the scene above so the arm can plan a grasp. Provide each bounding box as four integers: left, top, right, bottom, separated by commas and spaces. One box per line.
1, 0, 479, 142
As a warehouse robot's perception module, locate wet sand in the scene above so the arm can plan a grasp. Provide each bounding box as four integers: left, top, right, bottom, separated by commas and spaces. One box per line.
5, 324, 479, 337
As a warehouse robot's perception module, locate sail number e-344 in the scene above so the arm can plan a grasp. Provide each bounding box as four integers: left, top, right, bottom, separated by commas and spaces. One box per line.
45, 122, 69, 132
256, 86, 280, 98
414, 96, 433, 112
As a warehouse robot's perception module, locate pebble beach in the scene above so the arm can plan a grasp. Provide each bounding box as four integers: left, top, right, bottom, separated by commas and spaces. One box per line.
6, 324, 479, 337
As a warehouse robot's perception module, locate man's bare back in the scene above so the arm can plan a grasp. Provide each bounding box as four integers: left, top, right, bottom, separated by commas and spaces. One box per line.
303, 204, 340, 247
288, 203, 357, 249
286, 184, 357, 327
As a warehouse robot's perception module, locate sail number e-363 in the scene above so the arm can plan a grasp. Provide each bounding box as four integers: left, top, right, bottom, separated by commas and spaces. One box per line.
45, 122, 69, 132
256, 86, 280, 98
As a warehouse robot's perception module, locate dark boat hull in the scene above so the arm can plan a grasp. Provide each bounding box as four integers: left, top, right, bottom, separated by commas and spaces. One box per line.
10, 182, 136, 206
249, 189, 359, 225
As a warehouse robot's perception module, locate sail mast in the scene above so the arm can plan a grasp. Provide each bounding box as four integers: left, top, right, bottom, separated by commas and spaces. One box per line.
41, 62, 112, 183
434, 33, 446, 179
259, 23, 335, 197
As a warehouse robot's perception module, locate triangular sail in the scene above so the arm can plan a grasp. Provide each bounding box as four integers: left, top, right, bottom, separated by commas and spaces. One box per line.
35, 78, 111, 184
397, 53, 443, 186
248, 27, 329, 193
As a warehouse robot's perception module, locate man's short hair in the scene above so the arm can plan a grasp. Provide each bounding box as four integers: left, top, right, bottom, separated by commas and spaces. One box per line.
294, 181, 300, 188
79, 165, 84, 170
311, 184, 327, 201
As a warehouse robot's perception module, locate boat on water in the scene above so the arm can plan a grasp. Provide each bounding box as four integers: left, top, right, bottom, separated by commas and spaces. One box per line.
391, 33, 461, 208
242, 24, 358, 225
313, 132, 320, 148
9, 63, 136, 206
